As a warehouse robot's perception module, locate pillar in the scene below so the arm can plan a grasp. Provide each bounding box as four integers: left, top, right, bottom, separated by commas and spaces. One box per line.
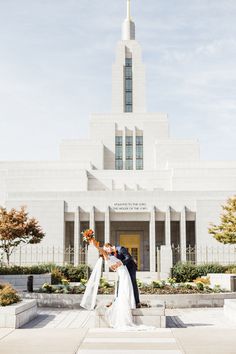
89, 206, 95, 231
87, 206, 98, 269
180, 206, 187, 262
165, 206, 171, 246
149, 206, 156, 272
105, 207, 110, 244
74, 207, 80, 266
160, 245, 173, 279
104, 207, 110, 272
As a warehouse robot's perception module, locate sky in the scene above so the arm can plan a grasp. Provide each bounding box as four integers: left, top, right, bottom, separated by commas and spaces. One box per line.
0, 0, 235, 161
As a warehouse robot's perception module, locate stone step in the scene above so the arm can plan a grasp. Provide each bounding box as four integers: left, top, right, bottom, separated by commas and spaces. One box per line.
95, 303, 166, 328
77, 328, 183, 354
224, 299, 236, 323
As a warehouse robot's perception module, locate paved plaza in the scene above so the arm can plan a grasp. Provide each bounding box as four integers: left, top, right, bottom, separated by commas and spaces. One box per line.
0, 307, 236, 354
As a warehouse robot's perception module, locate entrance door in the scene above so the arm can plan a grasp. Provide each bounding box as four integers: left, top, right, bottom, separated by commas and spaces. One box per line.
119, 233, 141, 270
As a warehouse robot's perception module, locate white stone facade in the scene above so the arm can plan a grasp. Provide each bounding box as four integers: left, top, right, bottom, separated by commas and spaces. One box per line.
0, 2, 236, 275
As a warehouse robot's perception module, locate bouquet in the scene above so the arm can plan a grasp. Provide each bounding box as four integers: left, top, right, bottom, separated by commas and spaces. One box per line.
81, 229, 95, 244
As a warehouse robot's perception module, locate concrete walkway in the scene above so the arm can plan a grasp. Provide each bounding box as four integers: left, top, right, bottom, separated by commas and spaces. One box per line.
0, 308, 236, 354
77, 328, 183, 354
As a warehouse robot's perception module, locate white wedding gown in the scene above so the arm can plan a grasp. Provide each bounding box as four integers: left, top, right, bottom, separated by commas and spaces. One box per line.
104, 255, 136, 329
81, 254, 155, 331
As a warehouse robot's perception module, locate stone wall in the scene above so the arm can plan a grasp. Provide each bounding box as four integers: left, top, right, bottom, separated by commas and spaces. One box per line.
0, 274, 51, 291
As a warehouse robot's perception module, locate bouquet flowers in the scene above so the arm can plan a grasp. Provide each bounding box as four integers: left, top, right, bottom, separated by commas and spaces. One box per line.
81, 229, 95, 244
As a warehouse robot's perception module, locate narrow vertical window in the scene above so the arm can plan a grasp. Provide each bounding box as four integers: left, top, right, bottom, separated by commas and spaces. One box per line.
115, 136, 123, 170
124, 58, 133, 113
136, 136, 143, 170
125, 135, 133, 170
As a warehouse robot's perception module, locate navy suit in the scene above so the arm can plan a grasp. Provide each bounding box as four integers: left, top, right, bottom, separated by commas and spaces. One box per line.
114, 245, 140, 306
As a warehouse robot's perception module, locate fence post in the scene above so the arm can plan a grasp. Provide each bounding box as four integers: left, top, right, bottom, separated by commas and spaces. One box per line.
160, 245, 173, 279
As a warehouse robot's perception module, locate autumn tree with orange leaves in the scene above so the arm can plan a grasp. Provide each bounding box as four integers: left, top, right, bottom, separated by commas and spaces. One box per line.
0, 206, 45, 265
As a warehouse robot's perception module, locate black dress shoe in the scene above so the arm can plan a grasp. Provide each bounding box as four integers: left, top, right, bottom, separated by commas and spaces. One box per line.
136, 303, 142, 308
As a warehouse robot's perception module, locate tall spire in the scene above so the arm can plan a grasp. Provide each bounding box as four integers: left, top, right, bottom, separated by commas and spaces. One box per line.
122, 0, 135, 40
127, 0, 131, 20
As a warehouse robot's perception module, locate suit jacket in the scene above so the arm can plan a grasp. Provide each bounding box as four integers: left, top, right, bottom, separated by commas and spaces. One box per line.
114, 245, 137, 269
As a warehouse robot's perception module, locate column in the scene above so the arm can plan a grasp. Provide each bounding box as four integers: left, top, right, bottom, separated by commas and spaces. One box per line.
74, 207, 80, 266
104, 207, 110, 272
149, 206, 156, 272
180, 206, 187, 262
165, 206, 171, 246
89, 206, 95, 231
105, 207, 110, 244
87, 206, 98, 269
161, 206, 173, 278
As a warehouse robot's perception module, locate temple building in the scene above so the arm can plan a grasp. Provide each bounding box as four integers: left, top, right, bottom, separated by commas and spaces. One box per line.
1, 1, 236, 278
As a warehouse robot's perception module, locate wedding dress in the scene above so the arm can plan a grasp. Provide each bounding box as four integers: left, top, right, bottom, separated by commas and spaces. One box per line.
81, 254, 155, 331
104, 255, 136, 329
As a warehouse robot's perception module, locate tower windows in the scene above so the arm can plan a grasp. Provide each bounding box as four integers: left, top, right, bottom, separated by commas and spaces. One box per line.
136, 136, 143, 170
115, 133, 143, 170
125, 135, 133, 169
124, 58, 133, 113
115, 136, 123, 170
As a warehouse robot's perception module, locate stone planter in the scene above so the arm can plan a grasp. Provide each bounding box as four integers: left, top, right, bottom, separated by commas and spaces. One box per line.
208, 273, 236, 291
0, 299, 37, 328
0, 274, 51, 291
22, 292, 236, 309
95, 303, 166, 328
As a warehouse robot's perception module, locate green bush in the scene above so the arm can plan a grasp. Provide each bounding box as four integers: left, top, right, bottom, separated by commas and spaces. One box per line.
0, 264, 50, 275
171, 262, 227, 282
51, 268, 64, 285
225, 265, 236, 274
196, 264, 225, 277
0, 264, 90, 283
171, 262, 199, 282
58, 264, 89, 282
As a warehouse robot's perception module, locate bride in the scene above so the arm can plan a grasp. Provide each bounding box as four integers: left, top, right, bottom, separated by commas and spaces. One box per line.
80, 239, 154, 330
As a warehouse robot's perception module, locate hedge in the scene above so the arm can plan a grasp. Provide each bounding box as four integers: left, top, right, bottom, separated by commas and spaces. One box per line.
171, 262, 236, 282
0, 264, 90, 283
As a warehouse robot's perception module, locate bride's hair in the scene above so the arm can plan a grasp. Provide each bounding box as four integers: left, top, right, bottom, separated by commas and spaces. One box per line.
99, 248, 109, 260
104, 242, 113, 247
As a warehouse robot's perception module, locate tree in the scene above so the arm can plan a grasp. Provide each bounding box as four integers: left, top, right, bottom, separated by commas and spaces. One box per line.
0, 206, 45, 265
208, 196, 236, 244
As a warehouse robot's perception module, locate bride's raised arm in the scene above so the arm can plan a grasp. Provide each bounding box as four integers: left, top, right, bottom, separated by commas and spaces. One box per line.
89, 239, 109, 260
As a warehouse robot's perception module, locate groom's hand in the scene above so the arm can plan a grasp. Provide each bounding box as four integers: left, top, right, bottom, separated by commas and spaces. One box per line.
111, 261, 122, 271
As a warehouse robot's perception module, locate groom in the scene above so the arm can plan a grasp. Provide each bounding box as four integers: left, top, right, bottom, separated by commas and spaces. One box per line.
103, 242, 141, 308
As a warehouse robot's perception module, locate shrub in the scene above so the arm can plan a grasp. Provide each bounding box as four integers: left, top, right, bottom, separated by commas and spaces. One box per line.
172, 262, 227, 283
51, 268, 64, 285
136, 279, 143, 288
193, 277, 210, 285
0, 264, 90, 283
0, 283, 21, 306
196, 264, 225, 276
171, 262, 199, 282
0, 264, 50, 275
195, 281, 204, 291
55, 264, 89, 282
225, 265, 236, 274
41, 283, 55, 293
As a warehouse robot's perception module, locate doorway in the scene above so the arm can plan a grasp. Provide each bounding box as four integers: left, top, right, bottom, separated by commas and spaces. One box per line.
119, 233, 141, 270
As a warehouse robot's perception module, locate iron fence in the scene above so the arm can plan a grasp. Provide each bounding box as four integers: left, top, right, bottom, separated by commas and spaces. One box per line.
0, 245, 87, 267
172, 244, 236, 266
